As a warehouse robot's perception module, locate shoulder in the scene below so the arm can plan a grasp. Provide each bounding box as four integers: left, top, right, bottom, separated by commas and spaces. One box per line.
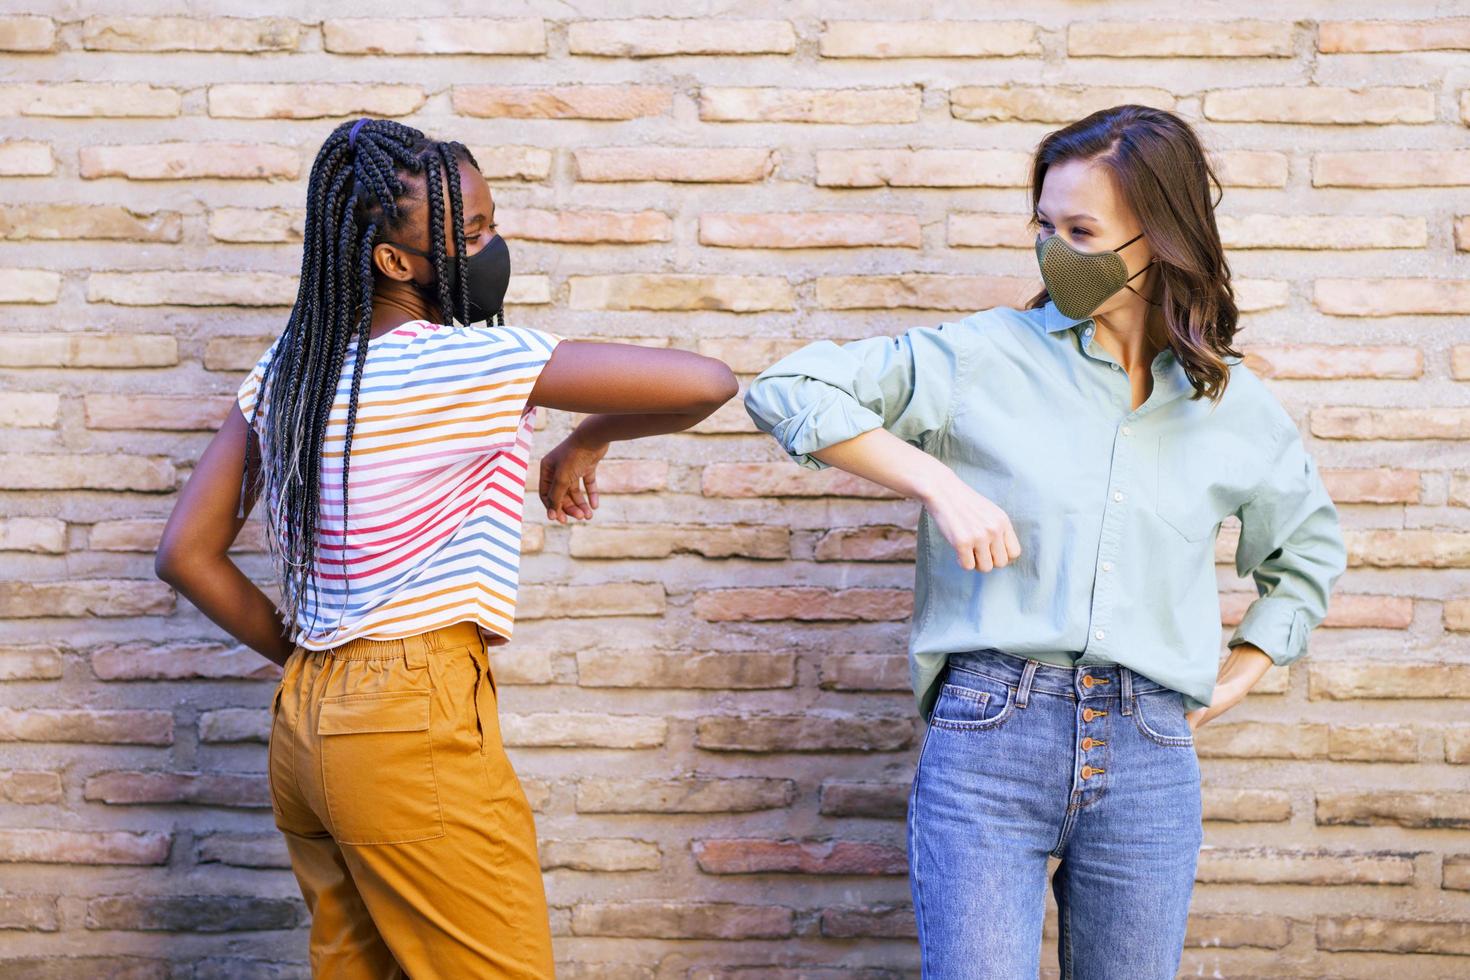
236, 335, 281, 418
1217, 356, 1297, 443
902, 305, 1043, 346
437, 322, 561, 355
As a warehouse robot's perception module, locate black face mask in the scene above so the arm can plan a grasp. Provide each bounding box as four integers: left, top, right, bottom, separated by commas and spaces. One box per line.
387, 233, 511, 326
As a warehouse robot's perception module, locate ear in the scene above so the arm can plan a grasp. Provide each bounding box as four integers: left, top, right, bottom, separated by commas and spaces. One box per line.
373, 242, 416, 282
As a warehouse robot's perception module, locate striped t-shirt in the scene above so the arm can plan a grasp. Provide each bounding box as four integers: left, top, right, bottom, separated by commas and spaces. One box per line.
236, 320, 562, 651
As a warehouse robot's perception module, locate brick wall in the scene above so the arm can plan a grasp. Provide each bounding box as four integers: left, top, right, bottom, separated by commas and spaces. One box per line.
1, 3, 1468, 976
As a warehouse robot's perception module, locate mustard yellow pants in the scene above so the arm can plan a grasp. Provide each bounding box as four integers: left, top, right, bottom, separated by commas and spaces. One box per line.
267, 620, 554, 978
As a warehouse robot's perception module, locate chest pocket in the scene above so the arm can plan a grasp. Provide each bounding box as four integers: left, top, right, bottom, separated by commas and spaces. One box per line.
1154, 431, 1258, 542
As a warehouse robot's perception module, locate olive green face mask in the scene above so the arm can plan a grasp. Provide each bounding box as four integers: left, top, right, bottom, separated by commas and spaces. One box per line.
1035, 231, 1151, 320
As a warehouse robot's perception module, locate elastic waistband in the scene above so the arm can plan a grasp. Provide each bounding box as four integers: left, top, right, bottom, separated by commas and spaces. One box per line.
946, 648, 1168, 701
313, 621, 484, 662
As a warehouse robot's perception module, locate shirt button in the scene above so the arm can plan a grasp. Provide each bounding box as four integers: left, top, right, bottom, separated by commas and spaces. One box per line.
1101, 561, 1113, 572
1111, 363, 1120, 371
1121, 425, 1132, 436
1112, 491, 1123, 502
1094, 629, 1106, 640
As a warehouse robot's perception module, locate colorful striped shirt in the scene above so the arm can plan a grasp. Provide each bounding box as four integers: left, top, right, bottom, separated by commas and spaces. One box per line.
236, 320, 562, 651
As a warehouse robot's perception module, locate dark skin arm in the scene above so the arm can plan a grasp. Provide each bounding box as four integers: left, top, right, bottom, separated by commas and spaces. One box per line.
154, 341, 737, 662
528, 340, 738, 523
154, 408, 295, 666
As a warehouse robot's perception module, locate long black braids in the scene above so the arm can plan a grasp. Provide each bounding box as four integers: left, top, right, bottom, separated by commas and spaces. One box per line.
243, 118, 482, 635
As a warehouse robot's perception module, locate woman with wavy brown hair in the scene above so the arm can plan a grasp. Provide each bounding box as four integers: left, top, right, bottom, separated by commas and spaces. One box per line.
745, 105, 1346, 978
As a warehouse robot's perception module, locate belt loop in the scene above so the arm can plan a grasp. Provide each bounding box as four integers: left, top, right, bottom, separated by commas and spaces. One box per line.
1016, 659, 1039, 709
403, 635, 428, 670
1120, 667, 1134, 715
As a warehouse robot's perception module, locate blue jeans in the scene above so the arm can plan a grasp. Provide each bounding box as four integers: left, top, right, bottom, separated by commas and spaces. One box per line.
907, 649, 1203, 979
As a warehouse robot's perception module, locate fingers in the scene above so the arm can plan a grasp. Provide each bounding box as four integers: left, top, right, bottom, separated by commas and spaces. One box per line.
1003, 524, 1022, 561
952, 516, 1021, 573
541, 467, 601, 524
583, 470, 599, 511
538, 459, 560, 522
567, 481, 589, 516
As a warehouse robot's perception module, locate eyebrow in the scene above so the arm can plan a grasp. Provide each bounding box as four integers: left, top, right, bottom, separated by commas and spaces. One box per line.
1035, 208, 1099, 223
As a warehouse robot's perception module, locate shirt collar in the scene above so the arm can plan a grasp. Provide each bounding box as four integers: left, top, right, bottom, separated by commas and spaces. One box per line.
1042, 300, 1195, 406
1042, 300, 1090, 334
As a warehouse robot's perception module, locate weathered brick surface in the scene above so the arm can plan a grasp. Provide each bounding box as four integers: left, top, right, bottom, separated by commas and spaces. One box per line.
2, 5, 1465, 976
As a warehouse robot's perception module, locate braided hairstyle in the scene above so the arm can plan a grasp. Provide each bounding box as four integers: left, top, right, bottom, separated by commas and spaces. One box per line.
244, 118, 481, 634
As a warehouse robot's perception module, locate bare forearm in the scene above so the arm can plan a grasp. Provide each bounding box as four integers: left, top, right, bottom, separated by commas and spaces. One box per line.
164, 558, 294, 667
810, 427, 958, 504
573, 405, 719, 444
1219, 642, 1273, 691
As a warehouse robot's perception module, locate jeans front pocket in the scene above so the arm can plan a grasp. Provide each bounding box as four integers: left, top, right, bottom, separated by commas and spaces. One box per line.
318, 689, 445, 845
926, 668, 1016, 732
1132, 689, 1196, 747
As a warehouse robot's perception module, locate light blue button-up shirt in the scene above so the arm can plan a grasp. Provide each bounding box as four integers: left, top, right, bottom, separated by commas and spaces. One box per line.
743, 301, 1347, 718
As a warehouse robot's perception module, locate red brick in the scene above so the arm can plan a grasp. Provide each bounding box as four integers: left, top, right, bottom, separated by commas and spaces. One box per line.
700, 87, 920, 124
84, 394, 233, 431
700, 212, 920, 249
454, 85, 671, 120
499, 208, 670, 244
80, 143, 300, 180
817, 149, 1030, 187
0, 580, 174, 618
83, 16, 302, 52
83, 771, 267, 807
0, 829, 171, 865
0, 83, 180, 118
694, 587, 912, 622
576, 650, 795, 689
1319, 19, 1470, 53
694, 712, 913, 752
568, 19, 794, 57
816, 275, 1034, 310
572, 901, 792, 939
575, 147, 777, 183
821, 905, 917, 939
0, 708, 172, 745
323, 18, 544, 55
1317, 916, 1470, 955
821, 21, 1038, 58
693, 839, 906, 875
577, 777, 796, 814
702, 463, 901, 499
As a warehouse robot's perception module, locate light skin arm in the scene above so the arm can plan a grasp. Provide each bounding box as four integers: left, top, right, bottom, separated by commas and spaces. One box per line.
802, 425, 1267, 730
1186, 644, 1271, 731
809, 427, 1022, 573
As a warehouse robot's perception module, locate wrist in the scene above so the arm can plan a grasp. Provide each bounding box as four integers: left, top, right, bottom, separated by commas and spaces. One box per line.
911, 455, 960, 507
569, 417, 605, 448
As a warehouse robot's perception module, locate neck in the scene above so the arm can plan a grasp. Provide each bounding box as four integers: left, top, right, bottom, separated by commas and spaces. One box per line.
1091, 269, 1169, 367
368, 280, 439, 339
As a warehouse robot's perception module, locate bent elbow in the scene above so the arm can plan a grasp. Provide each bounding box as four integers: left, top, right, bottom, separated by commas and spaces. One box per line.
153, 546, 181, 586
698, 358, 739, 412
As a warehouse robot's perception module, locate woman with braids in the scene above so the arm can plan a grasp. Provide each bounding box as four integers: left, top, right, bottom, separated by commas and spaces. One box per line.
745, 106, 1346, 978
155, 117, 737, 977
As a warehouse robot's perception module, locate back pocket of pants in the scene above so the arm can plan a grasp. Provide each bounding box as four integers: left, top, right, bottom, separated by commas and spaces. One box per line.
318, 690, 445, 845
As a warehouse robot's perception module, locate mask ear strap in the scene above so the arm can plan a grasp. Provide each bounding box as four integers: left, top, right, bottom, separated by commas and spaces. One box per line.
1125, 259, 1163, 306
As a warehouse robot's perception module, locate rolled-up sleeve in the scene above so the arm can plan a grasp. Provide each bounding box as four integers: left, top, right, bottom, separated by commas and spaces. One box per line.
1228, 422, 1347, 666
742, 325, 966, 471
